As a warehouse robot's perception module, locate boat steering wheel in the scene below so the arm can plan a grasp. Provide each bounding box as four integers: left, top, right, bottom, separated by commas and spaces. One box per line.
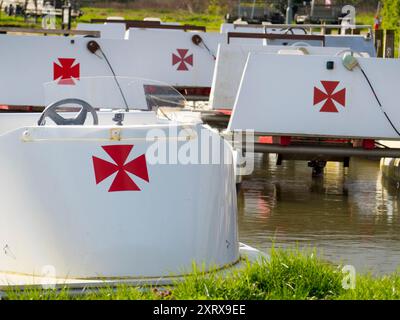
38, 98, 99, 126
282, 27, 307, 35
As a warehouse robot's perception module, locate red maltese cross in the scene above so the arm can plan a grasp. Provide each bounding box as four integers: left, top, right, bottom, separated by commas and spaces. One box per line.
92, 145, 149, 192
53, 58, 80, 85
313, 80, 346, 113
172, 49, 193, 71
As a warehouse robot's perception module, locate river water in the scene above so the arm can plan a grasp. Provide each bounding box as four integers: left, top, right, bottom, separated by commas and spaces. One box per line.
237, 154, 400, 275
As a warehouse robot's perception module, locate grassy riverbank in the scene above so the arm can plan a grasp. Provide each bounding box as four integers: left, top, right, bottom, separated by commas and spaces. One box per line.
78, 7, 225, 31
3, 247, 400, 300
0, 7, 376, 32
0, 7, 225, 31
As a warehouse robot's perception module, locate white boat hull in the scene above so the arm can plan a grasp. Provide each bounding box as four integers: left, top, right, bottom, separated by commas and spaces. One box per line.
0, 121, 239, 279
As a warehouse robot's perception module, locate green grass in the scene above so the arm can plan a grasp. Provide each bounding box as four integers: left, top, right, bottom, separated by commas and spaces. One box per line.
0, 7, 224, 31
78, 7, 225, 32
356, 12, 375, 26
337, 273, 400, 300
3, 247, 400, 300
0, 14, 39, 28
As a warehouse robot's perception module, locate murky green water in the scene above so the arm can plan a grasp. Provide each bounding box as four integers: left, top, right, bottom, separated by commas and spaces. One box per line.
238, 154, 400, 275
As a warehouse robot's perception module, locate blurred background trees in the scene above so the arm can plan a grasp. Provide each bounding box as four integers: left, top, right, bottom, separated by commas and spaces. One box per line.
382, 0, 400, 29
80, 1, 381, 13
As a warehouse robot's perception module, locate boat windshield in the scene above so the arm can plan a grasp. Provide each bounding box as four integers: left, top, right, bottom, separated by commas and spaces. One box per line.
43, 76, 187, 111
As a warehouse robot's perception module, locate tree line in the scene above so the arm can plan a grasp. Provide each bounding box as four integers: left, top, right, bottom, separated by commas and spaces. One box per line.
382, 0, 400, 29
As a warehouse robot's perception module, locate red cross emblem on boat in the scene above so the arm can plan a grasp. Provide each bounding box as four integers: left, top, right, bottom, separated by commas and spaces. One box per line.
313, 80, 346, 113
92, 145, 149, 192
172, 49, 193, 71
53, 58, 80, 85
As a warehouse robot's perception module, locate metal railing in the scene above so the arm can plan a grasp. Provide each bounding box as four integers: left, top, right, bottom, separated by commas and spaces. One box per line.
90, 19, 206, 32
229, 23, 373, 36
0, 27, 100, 37
227, 31, 326, 45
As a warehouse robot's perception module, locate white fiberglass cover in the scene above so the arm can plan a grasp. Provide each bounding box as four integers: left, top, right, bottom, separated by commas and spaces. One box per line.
229, 54, 400, 140
0, 33, 215, 106
0, 77, 239, 279
210, 44, 352, 110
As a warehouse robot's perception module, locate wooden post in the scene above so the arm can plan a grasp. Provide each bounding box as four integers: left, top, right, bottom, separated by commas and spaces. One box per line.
385, 29, 395, 58
374, 29, 384, 58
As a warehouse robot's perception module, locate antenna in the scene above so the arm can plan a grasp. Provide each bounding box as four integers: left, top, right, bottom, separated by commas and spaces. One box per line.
87, 40, 129, 112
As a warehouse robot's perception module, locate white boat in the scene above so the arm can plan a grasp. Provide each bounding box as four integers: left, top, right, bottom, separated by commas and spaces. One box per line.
0, 77, 262, 289
0, 22, 376, 106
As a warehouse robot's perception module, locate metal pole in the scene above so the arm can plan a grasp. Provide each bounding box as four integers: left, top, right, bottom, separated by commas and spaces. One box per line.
245, 143, 400, 158
250, 0, 256, 19
286, 0, 293, 24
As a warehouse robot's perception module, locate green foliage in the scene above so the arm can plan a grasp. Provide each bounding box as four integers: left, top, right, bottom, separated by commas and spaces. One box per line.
0, 5, 378, 32
382, 0, 400, 30
357, 12, 375, 25
381, 0, 400, 57
207, 0, 225, 16
78, 7, 224, 31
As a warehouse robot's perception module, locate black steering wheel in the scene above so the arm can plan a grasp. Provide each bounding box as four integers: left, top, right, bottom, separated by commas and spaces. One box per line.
282, 27, 307, 35
38, 98, 99, 126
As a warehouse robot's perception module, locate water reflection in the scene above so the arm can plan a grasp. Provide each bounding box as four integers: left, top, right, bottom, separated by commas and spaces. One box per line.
238, 154, 400, 275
